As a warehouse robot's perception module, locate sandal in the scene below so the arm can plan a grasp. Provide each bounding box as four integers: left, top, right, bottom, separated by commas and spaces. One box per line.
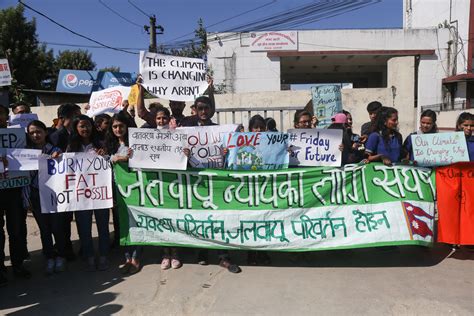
119, 261, 132, 274
219, 259, 241, 274
129, 260, 141, 275
171, 258, 182, 269
161, 257, 171, 270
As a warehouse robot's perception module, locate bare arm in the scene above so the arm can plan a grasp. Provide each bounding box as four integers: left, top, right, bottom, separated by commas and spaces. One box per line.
136, 84, 156, 127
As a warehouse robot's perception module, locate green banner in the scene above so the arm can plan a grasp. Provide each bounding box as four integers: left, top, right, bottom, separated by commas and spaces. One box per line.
115, 163, 436, 251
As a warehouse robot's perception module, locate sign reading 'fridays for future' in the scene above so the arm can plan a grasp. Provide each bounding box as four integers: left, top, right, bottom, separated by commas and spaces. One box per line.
139, 51, 209, 102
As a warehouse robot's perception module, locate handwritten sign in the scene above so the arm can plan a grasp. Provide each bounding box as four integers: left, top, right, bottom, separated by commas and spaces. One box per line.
86, 85, 131, 117
311, 85, 342, 128
128, 128, 188, 170
0, 128, 30, 189
139, 51, 209, 102
6, 148, 42, 171
0, 128, 26, 153
223, 132, 289, 170
411, 132, 470, 166
8, 113, 39, 129
179, 125, 238, 168
0, 59, 12, 86
39, 153, 113, 213
288, 129, 342, 167
249, 31, 298, 51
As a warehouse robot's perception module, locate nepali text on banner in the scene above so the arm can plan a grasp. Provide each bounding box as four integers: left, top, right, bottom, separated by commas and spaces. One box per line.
114, 163, 436, 251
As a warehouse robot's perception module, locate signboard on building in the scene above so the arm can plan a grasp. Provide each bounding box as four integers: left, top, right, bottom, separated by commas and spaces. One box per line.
56, 69, 136, 94
249, 31, 298, 51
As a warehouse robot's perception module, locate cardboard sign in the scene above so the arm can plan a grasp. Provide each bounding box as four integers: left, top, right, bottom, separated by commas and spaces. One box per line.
39, 153, 113, 213
128, 128, 188, 170
8, 113, 39, 129
179, 125, 238, 168
0, 59, 12, 86
311, 85, 343, 128
288, 129, 342, 167
139, 51, 209, 102
86, 85, 131, 117
223, 132, 289, 170
411, 132, 470, 166
6, 148, 42, 171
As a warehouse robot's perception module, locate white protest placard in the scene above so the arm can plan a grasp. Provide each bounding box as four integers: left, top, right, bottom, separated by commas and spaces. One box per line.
0, 59, 12, 86
139, 51, 209, 102
8, 113, 38, 129
86, 85, 131, 117
0, 128, 26, 152
0, 128, 30, 189
288, 129, 342, 167
6, 148, 42, 171
179, 124, 238, 168
39, 153, 113, 213
128, 128, 188, 170
411, 132, 470, 166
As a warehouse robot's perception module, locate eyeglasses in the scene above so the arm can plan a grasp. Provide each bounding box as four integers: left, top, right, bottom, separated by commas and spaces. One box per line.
197, 105, 210, 111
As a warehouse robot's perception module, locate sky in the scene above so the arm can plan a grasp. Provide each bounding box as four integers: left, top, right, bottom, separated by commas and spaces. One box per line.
1, 0, 402, 73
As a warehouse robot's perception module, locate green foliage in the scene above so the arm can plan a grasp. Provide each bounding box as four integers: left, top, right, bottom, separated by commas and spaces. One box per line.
99, 66, 121, 73
0, 4, 55, 94
55, 49, 96, 71
159, 18, 209, 59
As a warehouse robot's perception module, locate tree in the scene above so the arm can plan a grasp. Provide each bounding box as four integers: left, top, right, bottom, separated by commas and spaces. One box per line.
55, 49, 96, 71
0, 5, 56, 95
159, 18, 209, 58
99, 66, 121, 73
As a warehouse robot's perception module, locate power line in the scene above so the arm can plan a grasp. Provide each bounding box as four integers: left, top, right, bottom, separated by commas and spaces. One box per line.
19, 0, 138, 55
41, 41, 144, 51
127, 0, 151, 18
163, 0, 277, 44
98, 0, 143, 29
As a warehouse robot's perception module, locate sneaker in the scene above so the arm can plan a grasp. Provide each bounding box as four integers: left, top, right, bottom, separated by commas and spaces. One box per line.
55, 257, 66, 273
86, 257, 96, 272
161, 257, 171, 270
46, 259, 55, 275
98, 256, 109, 271
171, 257, 182, 269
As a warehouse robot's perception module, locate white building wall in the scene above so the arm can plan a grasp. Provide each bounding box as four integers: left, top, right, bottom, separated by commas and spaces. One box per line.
404, 0, 470, 75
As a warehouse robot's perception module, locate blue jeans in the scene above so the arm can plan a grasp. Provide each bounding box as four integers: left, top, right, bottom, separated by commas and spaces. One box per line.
75, 209, 110, 258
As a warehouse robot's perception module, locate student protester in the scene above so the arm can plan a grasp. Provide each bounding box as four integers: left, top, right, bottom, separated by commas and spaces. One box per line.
49, 103, 81, 261
169, 100, 187, 127
245, 115, 272, 266
341, 110, 365, 163
0, 104, 31, 284
265, 117, 278, 132
66, 115, 110, 271
11, 102, 31, 114
403, 110, 438, 162
105, 111, 142, 274
180, 96, 217, 127
25, 120, 67, 275
365, 107, 404, 166
360, 101, 382, 138
456, 112, 474, 161
50, 103, 82, 152
328, 113, 353, 165
94, 113, 111, 142
293, 110, 314, 129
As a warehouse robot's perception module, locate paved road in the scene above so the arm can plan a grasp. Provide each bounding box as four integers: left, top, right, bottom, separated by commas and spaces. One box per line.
0, 217, 473, 315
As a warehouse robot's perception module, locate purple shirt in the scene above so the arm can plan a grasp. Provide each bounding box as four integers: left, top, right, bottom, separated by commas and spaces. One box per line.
467, 136, 474, 162
366, 132, 402, 163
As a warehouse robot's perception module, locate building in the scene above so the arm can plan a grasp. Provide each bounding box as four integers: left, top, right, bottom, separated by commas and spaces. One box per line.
207, 0, 473, 134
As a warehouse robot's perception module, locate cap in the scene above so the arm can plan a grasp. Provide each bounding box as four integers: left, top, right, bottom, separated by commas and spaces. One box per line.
332, 113, 347, 124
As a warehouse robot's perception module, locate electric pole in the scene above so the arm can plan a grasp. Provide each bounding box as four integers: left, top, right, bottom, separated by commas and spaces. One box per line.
145, 15, 164, 53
